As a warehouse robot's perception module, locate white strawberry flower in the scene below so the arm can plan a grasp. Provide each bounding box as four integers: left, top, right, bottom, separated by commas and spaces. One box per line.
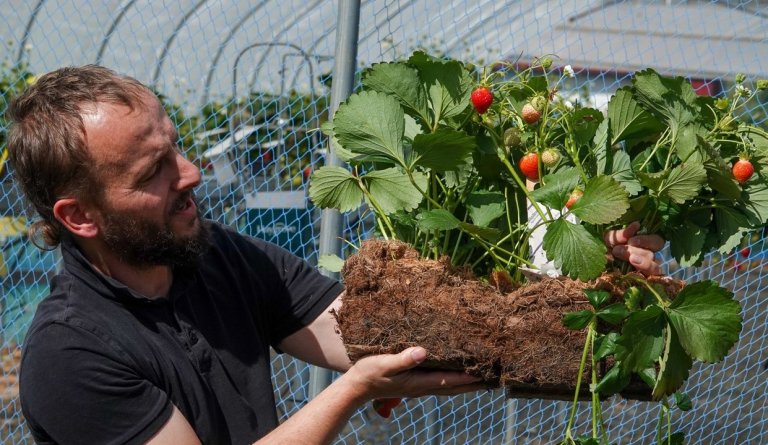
736, 84, 752, 97
563, 65, 575, 78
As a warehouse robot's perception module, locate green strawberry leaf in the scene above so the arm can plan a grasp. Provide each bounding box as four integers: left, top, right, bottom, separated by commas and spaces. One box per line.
714, 206, 750, 254
362, 62, 427, 119
416, 209, 501, 241
593, 364, 630, 395
667, 280, 742, 363
583, 289, 610, 309
568, 108, 603, 147
308, 166, 364, 212
609, 151, 642, 196
669, 220, 708, 267
742, 180, 768, 226
363, 168, 426, 214
563, 310, 594, 330
320, 122, 356, 163
465, 190, 506, 227
416, 209, 460, 230
542, 219, 607, 280
660, 162, 707, 204
636, 170, 668, 193
632, 69, 698, 133
607, 87, 664, 144
674, 392, 693, 411
531, 167, 581, 210
593, 119, 611, 174
652, 324, 692, 400
676, 123, 707, 163
597, 303, 630, 325
333, 91, 405, 165
412, 128, 476, 171
615, 305, 665, 372
408, 51, 473, 124
570, 175, 630, 225
705, 161, 742, 201
457, 221, 502, 242
662, 432, 686, 445
317, 253, 345, 273
594, 332, 620, 360
404, 114, 423, 141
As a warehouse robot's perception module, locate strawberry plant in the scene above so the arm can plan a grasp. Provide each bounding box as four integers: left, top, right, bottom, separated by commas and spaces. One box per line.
309, 51, 768, 443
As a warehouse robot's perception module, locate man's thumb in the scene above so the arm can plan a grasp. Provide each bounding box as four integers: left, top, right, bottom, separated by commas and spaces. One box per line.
401, 347, 427, 369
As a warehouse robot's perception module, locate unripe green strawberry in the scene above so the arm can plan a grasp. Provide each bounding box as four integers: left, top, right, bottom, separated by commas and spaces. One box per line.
714, 98, 729, 110
531, 96, 548, 112
503, 128, 521, 147
719, 114, 739, 131
624, 286, 642, 311
541, 148, 561, 167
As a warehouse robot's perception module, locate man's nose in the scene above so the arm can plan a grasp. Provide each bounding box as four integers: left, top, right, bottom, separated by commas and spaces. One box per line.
173, 152, 202, 191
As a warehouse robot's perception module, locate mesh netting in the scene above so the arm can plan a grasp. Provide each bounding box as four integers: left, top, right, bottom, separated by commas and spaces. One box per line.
0, 1, 766, 443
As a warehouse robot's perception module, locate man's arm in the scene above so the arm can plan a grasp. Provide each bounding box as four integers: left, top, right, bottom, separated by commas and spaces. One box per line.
148, 347, 484, 445
278, 292, 352, 371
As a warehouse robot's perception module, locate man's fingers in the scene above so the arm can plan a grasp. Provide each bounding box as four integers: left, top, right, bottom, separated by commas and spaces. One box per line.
628, 234, 665, 252
612, 245, 661, 275
397, 347, 427, 371
604, 221, 641, 247
418, 381, 490, 397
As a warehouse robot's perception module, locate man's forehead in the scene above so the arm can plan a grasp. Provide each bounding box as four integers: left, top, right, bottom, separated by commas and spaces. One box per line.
81, 95, 170, 170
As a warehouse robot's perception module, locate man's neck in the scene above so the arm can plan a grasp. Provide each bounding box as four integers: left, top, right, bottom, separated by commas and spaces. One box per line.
77, 240, 174, 299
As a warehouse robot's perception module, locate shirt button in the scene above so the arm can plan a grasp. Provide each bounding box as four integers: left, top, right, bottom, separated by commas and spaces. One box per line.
188, 331, 199, 345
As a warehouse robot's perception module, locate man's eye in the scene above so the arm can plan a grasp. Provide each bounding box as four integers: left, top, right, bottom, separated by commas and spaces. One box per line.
142, 163, 161, 182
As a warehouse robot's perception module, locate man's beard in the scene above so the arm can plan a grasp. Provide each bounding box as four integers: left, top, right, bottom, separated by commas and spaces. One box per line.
100, 192, 210, 270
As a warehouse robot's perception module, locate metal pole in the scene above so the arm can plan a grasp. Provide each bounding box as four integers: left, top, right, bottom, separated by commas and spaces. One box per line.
308, 0, 360, 400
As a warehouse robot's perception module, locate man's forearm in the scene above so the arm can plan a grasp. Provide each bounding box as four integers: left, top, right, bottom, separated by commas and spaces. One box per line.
254, 372, 365, 444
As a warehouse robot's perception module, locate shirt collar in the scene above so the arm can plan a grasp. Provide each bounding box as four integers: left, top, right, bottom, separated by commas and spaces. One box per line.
60, 236, 197, 305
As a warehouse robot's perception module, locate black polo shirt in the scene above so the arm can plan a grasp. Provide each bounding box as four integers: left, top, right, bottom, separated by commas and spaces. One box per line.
19, 221, 343, 445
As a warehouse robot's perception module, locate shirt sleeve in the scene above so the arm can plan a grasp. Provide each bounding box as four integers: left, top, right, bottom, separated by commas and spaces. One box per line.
251, 239, 344, 345
20, 322, 174, 445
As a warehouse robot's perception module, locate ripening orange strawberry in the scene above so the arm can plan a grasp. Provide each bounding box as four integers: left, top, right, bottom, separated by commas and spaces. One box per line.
519, 152, 539, 181
521, 103, 541, 124
732, 158, 754, 183
565, 188, 584, 209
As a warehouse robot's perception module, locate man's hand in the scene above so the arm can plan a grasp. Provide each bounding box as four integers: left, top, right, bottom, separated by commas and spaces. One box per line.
604, 221, 665, 275
341, 346, 487, 403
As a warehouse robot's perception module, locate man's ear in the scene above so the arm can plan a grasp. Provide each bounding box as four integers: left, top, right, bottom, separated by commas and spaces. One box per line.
52, 198, 100, 238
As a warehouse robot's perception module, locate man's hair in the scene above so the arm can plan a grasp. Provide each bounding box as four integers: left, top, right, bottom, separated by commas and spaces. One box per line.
7, 65, 150, 248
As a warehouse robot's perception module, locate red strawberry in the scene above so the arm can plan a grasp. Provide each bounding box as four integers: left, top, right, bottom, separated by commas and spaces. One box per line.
521, 103, 541, 124
303, 166, 312, 180
565, 188, 584, 209
519, 152, 539, 181
372, 397, 402, 418
470, 86, 493, 114
732, 158, 754, 183
740, 247, 751, 258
